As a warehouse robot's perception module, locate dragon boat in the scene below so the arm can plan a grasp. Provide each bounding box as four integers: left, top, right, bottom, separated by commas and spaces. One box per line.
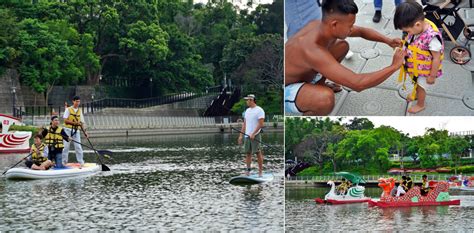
315, 172, 370, 204
368, 177, 460, 208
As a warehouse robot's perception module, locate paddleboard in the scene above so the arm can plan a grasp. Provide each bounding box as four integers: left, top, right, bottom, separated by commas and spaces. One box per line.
5, 163, 101, 180
229, 173, 274, 185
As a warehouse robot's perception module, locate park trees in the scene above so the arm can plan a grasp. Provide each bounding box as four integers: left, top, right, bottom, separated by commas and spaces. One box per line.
286, 118, 473, 175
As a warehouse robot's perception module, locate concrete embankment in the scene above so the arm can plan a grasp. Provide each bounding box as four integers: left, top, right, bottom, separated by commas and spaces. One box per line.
87, 123, 283, 138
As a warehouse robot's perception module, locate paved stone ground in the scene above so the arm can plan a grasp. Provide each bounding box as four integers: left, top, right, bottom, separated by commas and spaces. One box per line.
333, 0, 474, 116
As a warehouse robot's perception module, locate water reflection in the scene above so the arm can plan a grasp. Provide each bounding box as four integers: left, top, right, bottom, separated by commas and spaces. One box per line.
286, 186, 474, 232
0, 132, 284, 231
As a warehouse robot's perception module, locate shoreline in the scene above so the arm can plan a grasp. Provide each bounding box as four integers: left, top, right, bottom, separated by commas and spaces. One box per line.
87, 124, 283, 138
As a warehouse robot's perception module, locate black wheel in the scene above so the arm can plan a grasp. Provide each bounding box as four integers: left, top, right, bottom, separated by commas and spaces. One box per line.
450, 46, 471, 65
463, 24, 474, 41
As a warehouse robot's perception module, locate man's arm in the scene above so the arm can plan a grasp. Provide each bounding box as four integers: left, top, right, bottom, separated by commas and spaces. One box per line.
238, 120, 246, 145
304, 47, 404, 92
61, 129, 70, 142
350, 26, 401, 48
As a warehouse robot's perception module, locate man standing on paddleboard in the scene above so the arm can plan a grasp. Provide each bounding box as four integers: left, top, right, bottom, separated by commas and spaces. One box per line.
62, 95, 88, 168
238, 94, 265, 177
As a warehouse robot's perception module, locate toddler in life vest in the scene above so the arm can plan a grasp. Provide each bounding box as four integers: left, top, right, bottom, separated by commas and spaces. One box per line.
394, 1, 444, 114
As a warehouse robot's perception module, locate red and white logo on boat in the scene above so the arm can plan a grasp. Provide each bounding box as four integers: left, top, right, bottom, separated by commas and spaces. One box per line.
0, 134, 30, 148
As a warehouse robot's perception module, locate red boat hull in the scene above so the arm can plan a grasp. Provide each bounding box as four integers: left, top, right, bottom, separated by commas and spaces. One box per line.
315, 198, 370, 204
368, 199, 460, 208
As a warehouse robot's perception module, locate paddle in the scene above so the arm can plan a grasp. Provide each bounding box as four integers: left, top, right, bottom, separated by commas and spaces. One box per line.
68, 138, 113, 158
230, 127, 275, 149
77, 125, 110, 171
2, 153, 32, 175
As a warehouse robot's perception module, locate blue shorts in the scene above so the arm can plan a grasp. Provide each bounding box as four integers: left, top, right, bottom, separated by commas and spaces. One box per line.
285, 0, 322, 39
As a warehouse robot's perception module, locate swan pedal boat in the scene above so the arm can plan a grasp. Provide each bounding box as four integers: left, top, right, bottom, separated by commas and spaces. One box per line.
315, 172, 370, 204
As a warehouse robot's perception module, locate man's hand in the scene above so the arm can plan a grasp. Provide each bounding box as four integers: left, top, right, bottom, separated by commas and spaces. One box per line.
238, 135, 243, 145
250, 133, 255, 140
387, 37, 402, 48
427, 76, 436, 85
391, 47, 405, 67
84, 131, 89, 139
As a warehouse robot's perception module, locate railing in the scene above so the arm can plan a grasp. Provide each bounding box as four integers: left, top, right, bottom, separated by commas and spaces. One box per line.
13, 91, 221, 120
85, 92, 203, 112
287, 174, 474, 182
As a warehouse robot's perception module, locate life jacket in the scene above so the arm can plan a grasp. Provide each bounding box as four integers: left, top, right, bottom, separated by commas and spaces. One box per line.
31, 143, 47, 164
45, 126, 64, 149
407, 177, 413, 189
64, 107, 81, 129
398, 19, 444, 100
422, 179, 429, 192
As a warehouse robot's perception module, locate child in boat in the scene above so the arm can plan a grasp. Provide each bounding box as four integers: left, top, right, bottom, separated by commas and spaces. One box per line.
337, 178, 349, 195
40, 116, 71, 168
401, 175, 413, 192
394, 1, 444, 114
396, 180, 406, 197
25, 134, 53, 170
421, 174, 430, 195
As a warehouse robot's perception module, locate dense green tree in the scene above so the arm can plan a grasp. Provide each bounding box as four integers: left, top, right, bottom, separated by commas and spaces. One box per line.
16, 19, 92, 103
344, 117, 375, 130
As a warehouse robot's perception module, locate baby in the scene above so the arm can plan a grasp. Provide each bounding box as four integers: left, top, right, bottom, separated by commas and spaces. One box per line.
394, 1, 444, 114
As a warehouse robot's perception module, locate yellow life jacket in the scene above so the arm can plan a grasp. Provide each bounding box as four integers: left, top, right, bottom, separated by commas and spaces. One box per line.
31, 143, 47, 164
64, 107, 81, 129
45, 126, 64, 149
422, 179, 430, 191
398, 19, 444, 100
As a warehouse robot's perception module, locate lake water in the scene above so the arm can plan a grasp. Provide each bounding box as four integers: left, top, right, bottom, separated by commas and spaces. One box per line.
0, 132, 284, 231
285, 185, 474, 232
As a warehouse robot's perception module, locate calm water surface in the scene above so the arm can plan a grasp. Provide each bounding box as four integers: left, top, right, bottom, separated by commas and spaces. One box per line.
0, 132, 283, 231
286, 185, 474, 232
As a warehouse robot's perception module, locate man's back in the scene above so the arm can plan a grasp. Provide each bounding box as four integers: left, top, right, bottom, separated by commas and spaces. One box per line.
285, 20, 325, 85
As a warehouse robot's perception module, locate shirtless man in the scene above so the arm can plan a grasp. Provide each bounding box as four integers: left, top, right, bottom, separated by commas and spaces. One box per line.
285, 0, 405, 115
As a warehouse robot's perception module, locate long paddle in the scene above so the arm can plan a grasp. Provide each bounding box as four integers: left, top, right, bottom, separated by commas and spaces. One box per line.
68, 138, 113, 158
77, 125, 110, 171
2, 153, 32, 175
231, 127, 275, 149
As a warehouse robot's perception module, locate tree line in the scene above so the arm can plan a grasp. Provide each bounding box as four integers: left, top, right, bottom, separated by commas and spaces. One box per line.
0, 0, 282, 113
285, 117, 473, 174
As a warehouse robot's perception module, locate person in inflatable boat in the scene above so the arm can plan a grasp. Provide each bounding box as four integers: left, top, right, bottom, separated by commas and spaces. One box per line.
40, 116, 71, 168
25, 134, 53, 170
394, 1, 444, 114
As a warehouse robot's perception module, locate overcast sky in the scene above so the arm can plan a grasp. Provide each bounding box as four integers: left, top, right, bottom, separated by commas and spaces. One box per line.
338, 117, 473, 137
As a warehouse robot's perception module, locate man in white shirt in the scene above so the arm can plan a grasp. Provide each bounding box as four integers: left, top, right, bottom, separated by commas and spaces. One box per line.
238, 94, 265, 177
62, 95, 88, 167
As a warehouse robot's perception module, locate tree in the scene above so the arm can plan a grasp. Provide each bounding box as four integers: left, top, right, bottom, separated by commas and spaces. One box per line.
0, 8, 19, 72
15, 19, 88, 103
446, 136, 470, 174
344, 117, 374, 130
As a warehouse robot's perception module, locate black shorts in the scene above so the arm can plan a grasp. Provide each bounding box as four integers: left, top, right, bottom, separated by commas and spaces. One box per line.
25, 160, 41, 168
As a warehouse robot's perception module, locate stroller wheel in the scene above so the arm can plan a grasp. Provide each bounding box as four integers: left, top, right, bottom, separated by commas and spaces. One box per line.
450, 46, 471, 65
463, 24, 474, 41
